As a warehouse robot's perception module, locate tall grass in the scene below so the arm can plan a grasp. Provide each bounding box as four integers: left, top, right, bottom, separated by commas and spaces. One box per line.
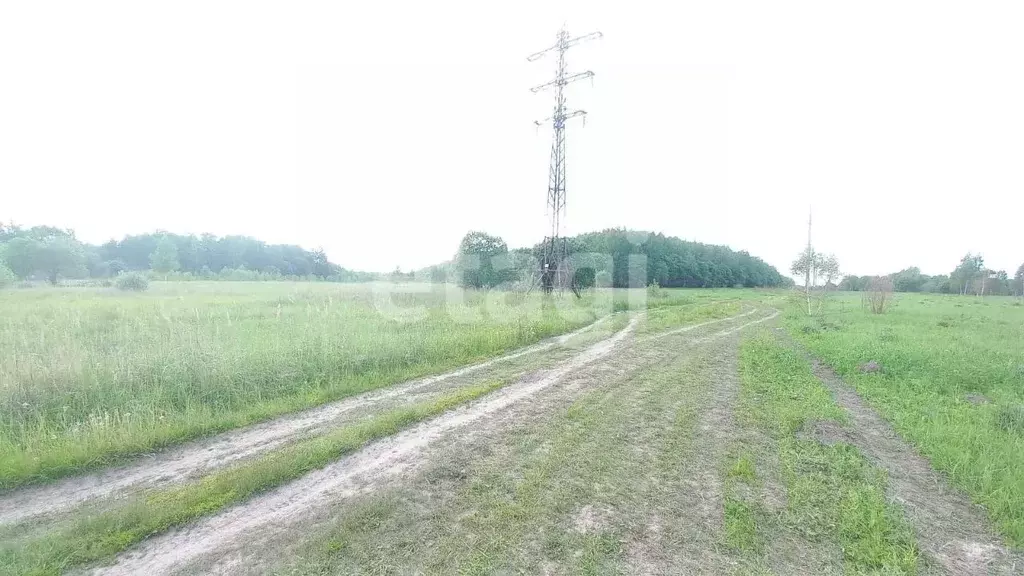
785, 293, 1024, 546
0, 381, 504, 576
0, 282, 600, 488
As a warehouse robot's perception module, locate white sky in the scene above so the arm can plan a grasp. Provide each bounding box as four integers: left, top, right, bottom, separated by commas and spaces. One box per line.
1, 1, 1022, 276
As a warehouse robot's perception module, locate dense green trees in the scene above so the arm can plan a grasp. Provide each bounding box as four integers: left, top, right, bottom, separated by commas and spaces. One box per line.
839, 254, 1021, 296
950, 254, 985, 295
149, 236, 180, 277
454, 231, 519, 289
449, 229, 787, 289
0, 228, 86, 284
564, 229, 787, 289
0, 224, 371, 283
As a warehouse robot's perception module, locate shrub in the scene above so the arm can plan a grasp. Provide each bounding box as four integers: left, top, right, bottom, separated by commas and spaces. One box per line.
647, 281, 668, 300
114, 272, 150, 292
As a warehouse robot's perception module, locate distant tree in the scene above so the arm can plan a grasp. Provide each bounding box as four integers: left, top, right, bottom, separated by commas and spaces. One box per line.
950, 253, 984, 295
37, 236, 87, 284
791, 249, 839, 313
3, 237, 39, 278
0, 262, 15, 288
990, 270, 1011, 296
4, 234, 86, 283
106, 259, 128, 276
892, 267, 926, 292
791, 247, 815, 314
839, 274, 864, 291
819, 254, 841, 287
867, 276, 894, 314
918, 274, 949, 293
149, 236, 180, 277
973, 268, 995, 297
0, 222, 21, 243
310, 248, 331, 278
456, 231, 514, 289
1015, 263, 1024, 297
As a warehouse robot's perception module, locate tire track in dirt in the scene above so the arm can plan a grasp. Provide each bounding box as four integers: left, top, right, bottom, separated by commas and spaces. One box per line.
218, 311, 768, 575
0, 316, 611, 526
88, 316, 642, 576
178, 307, 774, 569
189, 310, 779, 576
635, 306, 758, 343
626, 337, 744, 575
801, 347, 1024, 575
90, 310, 777, 576
625, 310, 781, 576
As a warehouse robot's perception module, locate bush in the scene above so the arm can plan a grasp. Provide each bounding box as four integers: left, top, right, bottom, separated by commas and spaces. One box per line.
0, 263, 16, 289
647, 281, 668, 300
115, 272, 150, 292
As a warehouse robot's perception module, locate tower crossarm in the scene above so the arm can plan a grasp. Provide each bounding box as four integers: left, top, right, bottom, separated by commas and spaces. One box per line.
526, 31, 603, 62
529, 71, 595, 93
534, 109, 587, 127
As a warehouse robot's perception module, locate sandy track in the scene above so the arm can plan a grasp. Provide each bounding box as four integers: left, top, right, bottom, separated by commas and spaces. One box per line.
90, 315, 644, 576
635, 306, 758, 343
805, 351, 1024, 575
0, 316, 609, 526
92, 309, 780, 575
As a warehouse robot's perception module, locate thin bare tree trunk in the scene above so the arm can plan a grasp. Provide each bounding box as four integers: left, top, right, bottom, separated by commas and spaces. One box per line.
805, 208, 812, 315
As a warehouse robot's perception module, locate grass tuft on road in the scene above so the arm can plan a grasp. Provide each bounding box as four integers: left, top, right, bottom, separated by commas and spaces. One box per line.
0, 381, 503, 576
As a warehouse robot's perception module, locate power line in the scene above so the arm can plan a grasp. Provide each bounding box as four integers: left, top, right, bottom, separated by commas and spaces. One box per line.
528, 26, 601, 293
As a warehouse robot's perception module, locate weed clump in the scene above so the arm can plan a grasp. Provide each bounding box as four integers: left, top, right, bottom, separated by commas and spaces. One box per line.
995, 405, 1024, 434
858, 361, 882, 374
114, 272, 150, 292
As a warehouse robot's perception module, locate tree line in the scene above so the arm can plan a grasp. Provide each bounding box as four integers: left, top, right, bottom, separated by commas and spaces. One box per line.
838, 254, 1024, 296
0, 224, 372, 284
448, 229, 789, 289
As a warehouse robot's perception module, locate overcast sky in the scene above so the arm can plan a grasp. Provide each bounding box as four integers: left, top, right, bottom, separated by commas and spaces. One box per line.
1, 1, 1022, 276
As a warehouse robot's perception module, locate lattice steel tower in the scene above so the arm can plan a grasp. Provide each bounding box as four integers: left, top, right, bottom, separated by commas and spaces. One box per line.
528, 26, 601, 293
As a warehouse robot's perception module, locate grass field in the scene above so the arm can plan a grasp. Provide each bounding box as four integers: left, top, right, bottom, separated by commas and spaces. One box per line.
2, 283, 1022, 575
0, 282, 757, 489
786, 292, 1024, 546
0, 282, 614, 488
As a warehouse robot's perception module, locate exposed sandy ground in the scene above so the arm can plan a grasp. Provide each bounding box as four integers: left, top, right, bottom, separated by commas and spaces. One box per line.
87, 316, 642, 575
0, 317, 610, 526
88, 310, 779, 575
801, 345, 1024, 576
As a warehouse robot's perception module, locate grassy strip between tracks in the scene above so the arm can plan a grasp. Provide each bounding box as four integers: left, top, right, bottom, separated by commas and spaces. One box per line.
0, 380, 504, 576
736, 331, 921, 574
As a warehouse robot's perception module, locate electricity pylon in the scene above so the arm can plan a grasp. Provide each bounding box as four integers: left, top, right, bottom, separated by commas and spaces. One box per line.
528, 26, 601, 293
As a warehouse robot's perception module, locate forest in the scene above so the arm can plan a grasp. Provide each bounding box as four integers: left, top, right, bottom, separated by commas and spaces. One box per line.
0, 224, 371, 284
447, 229, 789, 289
839, 254, 1024, 296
